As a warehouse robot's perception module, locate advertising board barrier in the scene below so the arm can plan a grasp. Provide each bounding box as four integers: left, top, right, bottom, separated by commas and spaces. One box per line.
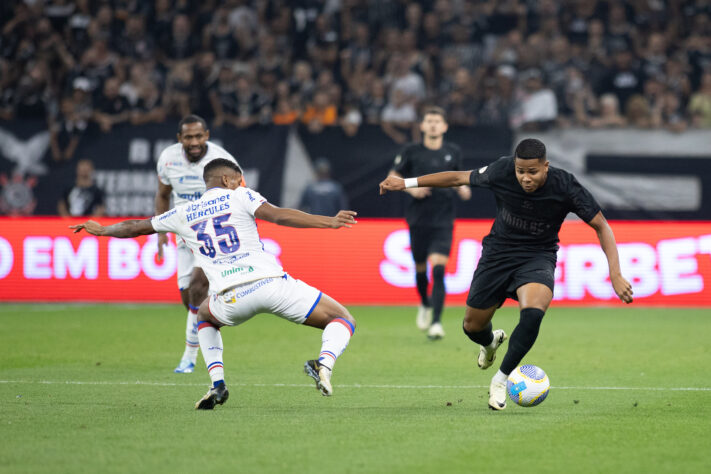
0, 217, 709, 306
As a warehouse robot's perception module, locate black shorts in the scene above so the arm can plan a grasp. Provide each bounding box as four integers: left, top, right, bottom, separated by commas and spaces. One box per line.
466, 249, 556, 309
409, 225, 453, 263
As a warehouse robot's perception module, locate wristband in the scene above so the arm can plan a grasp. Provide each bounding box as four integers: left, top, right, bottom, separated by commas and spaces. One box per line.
404, 178, 418, 189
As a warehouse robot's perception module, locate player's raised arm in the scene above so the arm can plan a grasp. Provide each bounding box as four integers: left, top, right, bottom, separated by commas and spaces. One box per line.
379, 170, 471, 195
254, 202, 357, 229
70, 218, 156, 238
586, 211, 634, 304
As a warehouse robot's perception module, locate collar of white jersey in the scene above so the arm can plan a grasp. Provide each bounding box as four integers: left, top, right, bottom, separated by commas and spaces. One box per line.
204, 186, 227, 194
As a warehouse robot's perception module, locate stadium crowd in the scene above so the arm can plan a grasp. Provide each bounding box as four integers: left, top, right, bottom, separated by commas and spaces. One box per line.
1, 0, 710, 159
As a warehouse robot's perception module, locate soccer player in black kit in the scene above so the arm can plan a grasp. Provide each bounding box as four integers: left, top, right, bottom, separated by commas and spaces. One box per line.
380, 138, 633, 410
388, 107, 471, 340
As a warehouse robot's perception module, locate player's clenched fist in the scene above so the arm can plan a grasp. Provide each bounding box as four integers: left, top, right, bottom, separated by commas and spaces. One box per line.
379, 176, 405, 194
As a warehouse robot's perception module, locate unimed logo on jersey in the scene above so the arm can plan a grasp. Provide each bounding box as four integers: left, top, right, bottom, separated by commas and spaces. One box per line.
0, 218, 710, 306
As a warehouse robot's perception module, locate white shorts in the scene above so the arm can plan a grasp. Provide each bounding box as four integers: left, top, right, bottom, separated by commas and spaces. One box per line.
176, 238, 195, 290
207, 274, 322, 327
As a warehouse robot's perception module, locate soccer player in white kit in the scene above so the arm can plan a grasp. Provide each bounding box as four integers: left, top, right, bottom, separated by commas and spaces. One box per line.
71, 159, 357, 409
155, 115, 242, 374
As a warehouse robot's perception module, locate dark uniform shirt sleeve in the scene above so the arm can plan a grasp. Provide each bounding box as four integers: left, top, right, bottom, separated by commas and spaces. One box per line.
392, 145, 413, 176
469, 155, 509, 188
566, 174, 601, 223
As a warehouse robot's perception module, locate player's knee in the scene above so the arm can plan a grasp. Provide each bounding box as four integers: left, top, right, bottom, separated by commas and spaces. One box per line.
462, 317, 486, 333
188, 281, 208, 306
431, 264, 445, 281
337, 311, 356, 330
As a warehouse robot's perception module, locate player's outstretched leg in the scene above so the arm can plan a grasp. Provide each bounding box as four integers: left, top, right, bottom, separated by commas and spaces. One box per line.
194, 312, 229, 410
303, 294, 356, 396
488, 307, 546, 410
428, 264, 447, 339
175, 305, 199, 374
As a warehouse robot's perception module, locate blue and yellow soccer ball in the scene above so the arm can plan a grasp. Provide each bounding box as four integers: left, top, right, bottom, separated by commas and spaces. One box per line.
507, 365, 550, 407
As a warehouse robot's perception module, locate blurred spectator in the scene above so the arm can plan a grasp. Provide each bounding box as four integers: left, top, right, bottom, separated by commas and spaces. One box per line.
160, 14, 199, 62
163, 62, 193, 119
588, 93, 627, 128
49, 96, 87, 162
688, 72, 711, 128
476, 77, 510, 127
204, 6, 238, 61
386, 54, 426, 104
340, 102, 362, 137
92, 76, 130, 132
653, 91, 688, 133
301, 90, 338, 133
115, 14, 154, 60
381, 88, 417, 144
510, 68, 558, 131
130, 82, 166, 125
299, 158, 348, 217
232, 74, 264, 129
625, 94, 653, 128
600, 48, 643, 111
361, 78, 388, 125
57, 159, 105, 217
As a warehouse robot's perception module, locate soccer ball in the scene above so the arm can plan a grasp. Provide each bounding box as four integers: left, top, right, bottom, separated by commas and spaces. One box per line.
507, 365, 550, 407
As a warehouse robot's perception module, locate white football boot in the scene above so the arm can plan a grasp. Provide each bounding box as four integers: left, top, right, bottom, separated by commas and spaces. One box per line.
304, 360, 333, 396
478, 329, 507, 369
488, 378, 507, 411
416, 305, 433, 330
427, 322, 445, 340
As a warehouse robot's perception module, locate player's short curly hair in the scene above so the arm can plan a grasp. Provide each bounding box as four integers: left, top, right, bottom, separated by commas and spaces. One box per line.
203, 158, 243, 182
178, 114, 208, 134
515, 138, 546, 161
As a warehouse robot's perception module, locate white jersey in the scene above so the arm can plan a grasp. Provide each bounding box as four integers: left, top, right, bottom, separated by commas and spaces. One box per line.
157, 141, 240, 207
151, 187, 284, 293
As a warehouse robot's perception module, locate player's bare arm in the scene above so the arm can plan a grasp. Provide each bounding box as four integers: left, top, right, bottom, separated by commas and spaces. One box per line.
155, 180, 173, 259
587, 211, 634, 304
254, 202, 357, 229
388, 170, 431, 199
379, 170, 472, 195
70, 218, 156, 238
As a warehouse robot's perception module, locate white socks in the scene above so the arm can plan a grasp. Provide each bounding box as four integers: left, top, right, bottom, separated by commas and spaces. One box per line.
182, 307, 199, 362
197, 321, 224, 385
318, 318, 354, 371
493, 369, 508, 384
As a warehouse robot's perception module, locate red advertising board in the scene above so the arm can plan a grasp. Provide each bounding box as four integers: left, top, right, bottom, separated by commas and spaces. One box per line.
0, 217, 710, 306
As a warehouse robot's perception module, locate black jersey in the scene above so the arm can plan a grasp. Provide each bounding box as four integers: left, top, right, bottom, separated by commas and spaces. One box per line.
393, 142, 463, 227
470, 156, 601, 253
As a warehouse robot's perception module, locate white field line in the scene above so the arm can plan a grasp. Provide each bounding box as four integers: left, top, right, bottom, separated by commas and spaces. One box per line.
1, 380, 710, 391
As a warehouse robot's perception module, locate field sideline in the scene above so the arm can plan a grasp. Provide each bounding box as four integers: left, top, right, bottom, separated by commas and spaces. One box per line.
2, 304, 710, 474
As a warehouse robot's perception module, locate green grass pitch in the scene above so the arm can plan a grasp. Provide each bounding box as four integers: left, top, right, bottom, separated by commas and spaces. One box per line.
1, 304, 710, 474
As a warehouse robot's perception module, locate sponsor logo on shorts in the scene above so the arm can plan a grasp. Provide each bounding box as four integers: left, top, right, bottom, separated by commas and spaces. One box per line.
221, 266, 254, 278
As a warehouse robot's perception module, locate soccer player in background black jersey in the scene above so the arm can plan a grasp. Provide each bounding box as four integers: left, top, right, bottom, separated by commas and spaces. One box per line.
380, 138, 633, 410
388, 107, 471, 340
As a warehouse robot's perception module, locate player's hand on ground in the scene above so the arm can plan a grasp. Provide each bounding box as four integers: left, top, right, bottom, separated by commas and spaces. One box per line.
612, 274, 633, 303
157, 233, 168, 261
331, 210, 357, 228
69, 220, 105, 236
379, 176, 405, 194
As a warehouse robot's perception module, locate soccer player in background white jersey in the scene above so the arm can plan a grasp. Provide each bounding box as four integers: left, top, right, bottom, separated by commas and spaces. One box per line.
155, 115, 243, 374
72, 159, 357, 410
